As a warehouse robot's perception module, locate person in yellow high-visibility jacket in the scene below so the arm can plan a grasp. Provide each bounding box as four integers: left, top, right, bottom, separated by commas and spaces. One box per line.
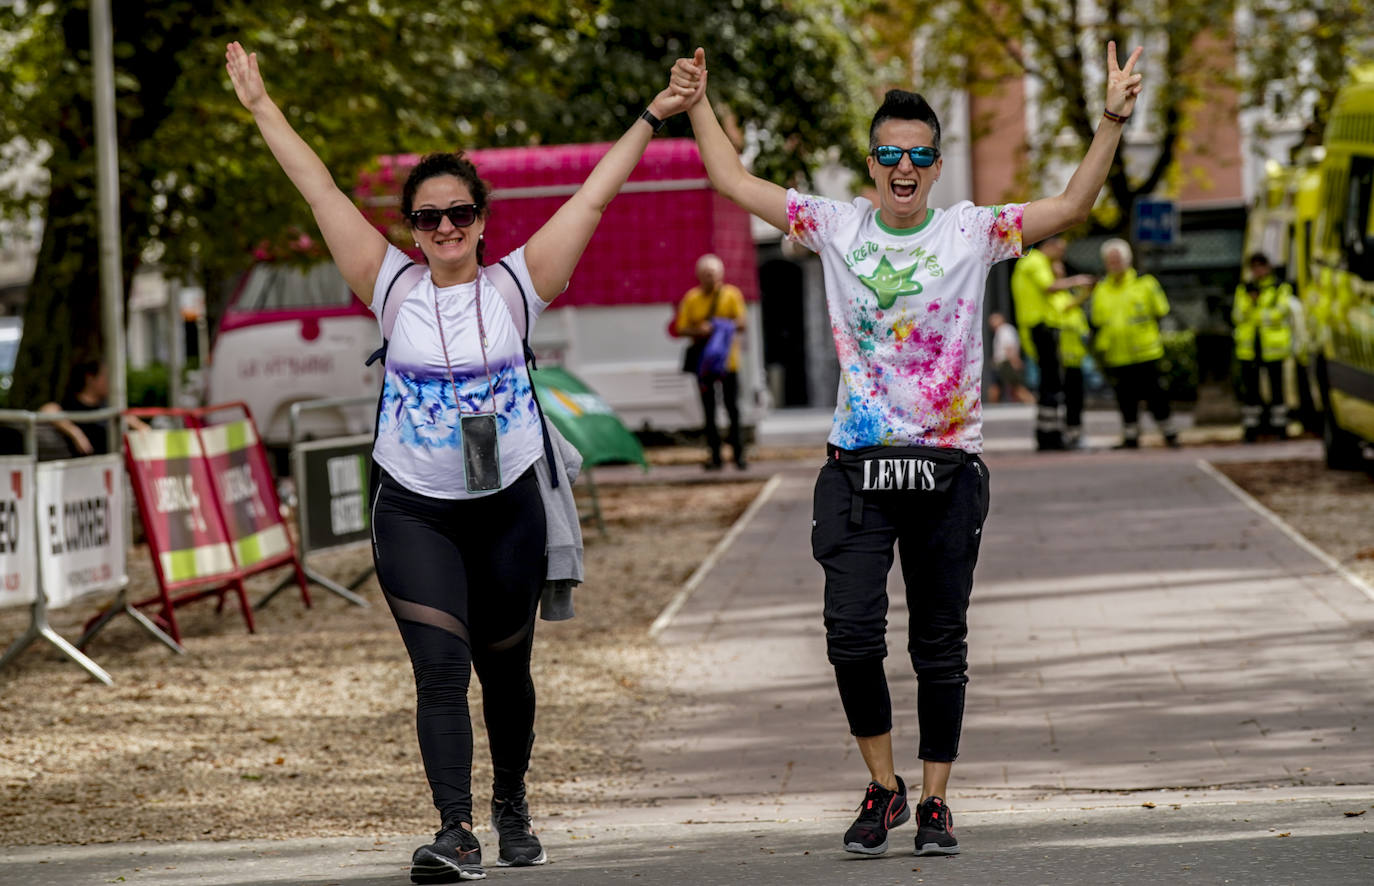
1050, 258, 1092, 448
1089, 238, 1179, 448
1010, 235, 1096, 450
1232, 253, 1292, 441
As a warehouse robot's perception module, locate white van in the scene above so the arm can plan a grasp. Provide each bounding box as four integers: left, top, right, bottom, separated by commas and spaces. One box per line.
206, 261, 379, 446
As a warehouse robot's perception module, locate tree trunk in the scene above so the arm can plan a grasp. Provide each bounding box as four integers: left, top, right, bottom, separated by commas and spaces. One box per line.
10, 184, 104, 410
10, 0, 199, 410
8, 2, 103, 410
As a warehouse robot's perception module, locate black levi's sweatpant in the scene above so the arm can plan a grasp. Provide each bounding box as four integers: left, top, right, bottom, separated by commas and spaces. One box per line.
812, 447, 991, 763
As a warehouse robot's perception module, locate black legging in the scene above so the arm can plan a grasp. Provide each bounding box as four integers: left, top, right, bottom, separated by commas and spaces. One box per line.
1030, 324, 1062, 407
1063, 366, 1084, 430
699, 370, 743, 464
1240, 360, 1284, 414
1030, 323, 1063, 445
371, 466, 547, 826
1109, 359, 1172, 427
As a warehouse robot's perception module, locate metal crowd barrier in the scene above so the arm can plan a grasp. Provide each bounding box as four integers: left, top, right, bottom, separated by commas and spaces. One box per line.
260, 396, 375, 609
0, 407, 182, 686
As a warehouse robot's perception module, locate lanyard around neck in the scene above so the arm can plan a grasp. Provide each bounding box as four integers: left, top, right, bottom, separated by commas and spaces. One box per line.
432, 269, 497, 416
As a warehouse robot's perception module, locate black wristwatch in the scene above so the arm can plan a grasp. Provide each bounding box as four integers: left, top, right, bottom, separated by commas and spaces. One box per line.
640, 108, 666, 133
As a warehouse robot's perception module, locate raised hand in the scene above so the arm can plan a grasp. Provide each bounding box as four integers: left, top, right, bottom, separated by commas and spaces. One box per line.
652, 47, 708, 119
225, 41, 269, 112
670, 47, 706, 98
1106, 41, 1144, 118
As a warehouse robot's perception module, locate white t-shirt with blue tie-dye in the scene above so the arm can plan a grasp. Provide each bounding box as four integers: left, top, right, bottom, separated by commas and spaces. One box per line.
786, 191, 1025, 454
370, 244, 548, 499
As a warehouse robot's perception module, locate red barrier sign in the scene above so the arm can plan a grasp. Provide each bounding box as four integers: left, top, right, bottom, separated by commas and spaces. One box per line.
126, 427, 236, 589
118, 404, 309, 645
199, 420, 293, 572
0, 456, 36, 609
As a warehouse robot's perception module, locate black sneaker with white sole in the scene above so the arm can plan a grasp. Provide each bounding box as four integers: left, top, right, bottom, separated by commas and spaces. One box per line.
843, 774, 910, 855
491, 792, 547, 867
914, 795, 960, 856
410, 821, 486, 882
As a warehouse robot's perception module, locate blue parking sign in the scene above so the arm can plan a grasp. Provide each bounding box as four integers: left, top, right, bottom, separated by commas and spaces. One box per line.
1135, 199, 1177, 245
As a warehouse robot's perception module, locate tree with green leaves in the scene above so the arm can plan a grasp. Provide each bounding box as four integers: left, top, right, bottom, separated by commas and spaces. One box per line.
859, 0, 1370, 233
863, 0, 1250, 232
0, 0, 877, 409
1238, 0, 1373, 145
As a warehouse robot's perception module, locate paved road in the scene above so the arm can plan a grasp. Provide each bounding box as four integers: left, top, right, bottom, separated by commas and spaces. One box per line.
4, 411, 1372, 885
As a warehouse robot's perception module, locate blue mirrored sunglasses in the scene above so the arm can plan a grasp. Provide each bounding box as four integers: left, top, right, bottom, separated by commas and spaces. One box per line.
872, 145, 940, 167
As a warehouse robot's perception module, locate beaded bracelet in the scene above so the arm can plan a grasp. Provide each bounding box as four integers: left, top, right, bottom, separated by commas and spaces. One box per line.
1102, 108, 1131, 124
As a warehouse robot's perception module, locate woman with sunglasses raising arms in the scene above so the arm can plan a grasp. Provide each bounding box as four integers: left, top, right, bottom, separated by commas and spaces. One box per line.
225, 42, 701, 883
669, 44, 1142, 860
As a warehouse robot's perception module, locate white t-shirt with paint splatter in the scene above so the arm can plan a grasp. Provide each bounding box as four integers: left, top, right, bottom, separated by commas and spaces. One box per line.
786, 191, 1025, 453
370, 244, 549, 499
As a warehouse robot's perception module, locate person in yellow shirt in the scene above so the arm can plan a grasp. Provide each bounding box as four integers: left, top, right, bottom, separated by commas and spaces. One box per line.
1089, 238, 1179, 448
674, 253, 749, 469
1231, 253, 1293, 441
1010, 235, 1096, 450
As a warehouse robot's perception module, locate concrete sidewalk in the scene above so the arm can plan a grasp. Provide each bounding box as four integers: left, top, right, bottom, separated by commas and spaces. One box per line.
633, 442, 1374, 809
5, 439, 1373, 884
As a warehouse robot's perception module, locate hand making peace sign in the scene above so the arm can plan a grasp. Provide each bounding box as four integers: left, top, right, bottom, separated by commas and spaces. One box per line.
1106, 40, 1144, 119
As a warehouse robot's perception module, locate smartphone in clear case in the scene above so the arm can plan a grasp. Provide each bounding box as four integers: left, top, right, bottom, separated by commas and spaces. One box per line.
461, 413, 501, 493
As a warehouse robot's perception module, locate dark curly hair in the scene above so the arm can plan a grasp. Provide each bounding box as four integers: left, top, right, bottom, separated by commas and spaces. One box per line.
401, 152, 492, 265
869, 90, 942, 154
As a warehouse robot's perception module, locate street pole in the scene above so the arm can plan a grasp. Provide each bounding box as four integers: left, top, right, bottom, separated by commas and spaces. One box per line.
90, 0, 126, 415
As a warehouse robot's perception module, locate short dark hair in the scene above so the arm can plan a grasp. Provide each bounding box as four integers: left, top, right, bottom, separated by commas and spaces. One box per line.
401, 152, 492, 264
67, 360, 103, 397
869, 90, 942, 153
1248, 252, 1271, 267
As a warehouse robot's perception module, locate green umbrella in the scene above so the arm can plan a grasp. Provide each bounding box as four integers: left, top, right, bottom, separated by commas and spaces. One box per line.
530, 366, 648, 469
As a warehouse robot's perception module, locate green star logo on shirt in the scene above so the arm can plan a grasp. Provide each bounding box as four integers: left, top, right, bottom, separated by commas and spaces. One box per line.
858, 254, 924, 309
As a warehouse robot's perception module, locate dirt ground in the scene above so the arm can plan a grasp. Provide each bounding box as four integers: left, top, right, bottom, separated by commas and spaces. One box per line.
0, 472, 763, 845
1213, 457, 1374, 588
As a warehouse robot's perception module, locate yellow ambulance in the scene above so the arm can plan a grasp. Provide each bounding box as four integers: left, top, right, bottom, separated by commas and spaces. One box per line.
1309, 66, 1374, 468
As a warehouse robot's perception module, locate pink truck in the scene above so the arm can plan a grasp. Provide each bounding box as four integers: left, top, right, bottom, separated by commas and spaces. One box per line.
207, 139, 761, 444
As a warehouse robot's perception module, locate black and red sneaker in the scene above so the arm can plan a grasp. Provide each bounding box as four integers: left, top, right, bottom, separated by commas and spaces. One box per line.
914, 795, 960, 856
843, 775, 910, 855
411, 820, 486, 882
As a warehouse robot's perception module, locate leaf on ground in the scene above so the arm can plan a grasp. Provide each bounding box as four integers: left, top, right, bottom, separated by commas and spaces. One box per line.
1141, 801, 1157, 808
1276, 831, 1291, 837
1344, 810, 1366, 817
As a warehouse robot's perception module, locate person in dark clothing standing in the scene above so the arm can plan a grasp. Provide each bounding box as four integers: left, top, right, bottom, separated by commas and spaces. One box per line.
39, 360, 147, 459
40, 360, 112, 457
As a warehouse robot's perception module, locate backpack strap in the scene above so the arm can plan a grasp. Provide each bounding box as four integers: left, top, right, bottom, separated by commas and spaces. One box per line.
486, 259, 534, 365
485, 260, 561, 487
365, 261, 427, 367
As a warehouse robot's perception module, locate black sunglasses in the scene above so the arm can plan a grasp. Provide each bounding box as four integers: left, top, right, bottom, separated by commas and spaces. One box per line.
872, 145, 940, 168
408, 203, 480, 231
